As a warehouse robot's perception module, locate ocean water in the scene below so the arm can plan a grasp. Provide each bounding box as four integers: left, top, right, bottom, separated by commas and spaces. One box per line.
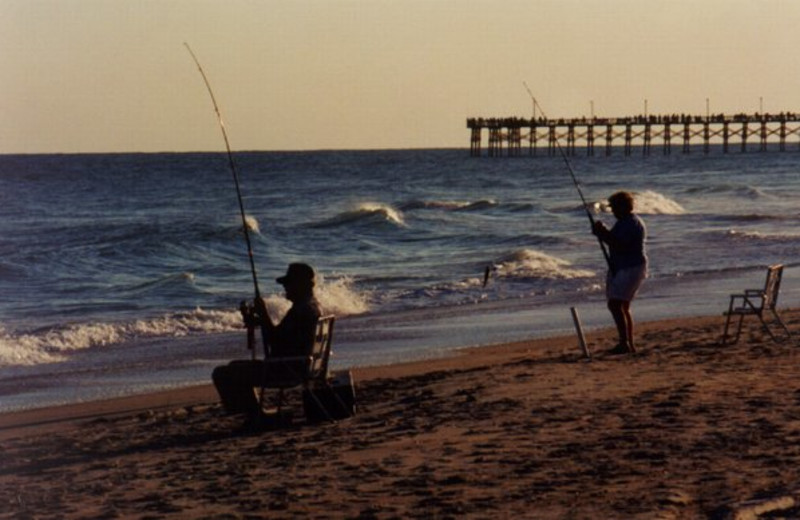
1, 148, 799, 411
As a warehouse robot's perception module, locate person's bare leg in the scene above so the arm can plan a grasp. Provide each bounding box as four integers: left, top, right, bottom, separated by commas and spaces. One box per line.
608, 299, 627, 346
621, 300, 635, 352
608, 299, 635, 352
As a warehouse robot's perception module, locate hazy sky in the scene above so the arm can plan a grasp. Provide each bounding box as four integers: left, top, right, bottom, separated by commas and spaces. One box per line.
2, 0, 799, 153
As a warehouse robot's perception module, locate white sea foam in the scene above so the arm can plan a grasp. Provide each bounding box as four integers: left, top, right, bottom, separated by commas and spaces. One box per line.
0, 326, 65, 365
0, 308, 244, 367
244, 214, 260, 233
316, 275, 371, 316
128, 308, 243, 336
0, 276, 372, 367
257, 274, 371, 322
594, 190, 685, 215
494, 249, 595, 280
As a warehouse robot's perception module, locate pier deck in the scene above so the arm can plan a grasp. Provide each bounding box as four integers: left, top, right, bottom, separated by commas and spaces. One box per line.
466, 113, 800, 157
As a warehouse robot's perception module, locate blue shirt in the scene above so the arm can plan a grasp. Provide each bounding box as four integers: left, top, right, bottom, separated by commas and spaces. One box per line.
609, 214, 647, 270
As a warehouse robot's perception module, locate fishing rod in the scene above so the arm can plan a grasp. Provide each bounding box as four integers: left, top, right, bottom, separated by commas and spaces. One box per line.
525, 85, 612, 271
184, 42, 262, 300
522, 81, 536, 120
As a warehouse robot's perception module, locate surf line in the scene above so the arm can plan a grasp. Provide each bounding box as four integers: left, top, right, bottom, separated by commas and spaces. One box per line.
524, 82, 612, 272
184, 42, 262, 300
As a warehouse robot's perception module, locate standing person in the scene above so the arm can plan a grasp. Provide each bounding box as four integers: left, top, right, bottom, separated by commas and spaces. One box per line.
592, 191, 648, 354
212, 262, 322, 417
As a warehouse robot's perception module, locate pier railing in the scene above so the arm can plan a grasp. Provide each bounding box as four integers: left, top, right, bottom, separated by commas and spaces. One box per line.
466, 113, 800, 157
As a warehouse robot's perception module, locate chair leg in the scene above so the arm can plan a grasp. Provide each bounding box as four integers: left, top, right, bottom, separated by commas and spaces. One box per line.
769, 310, 793, 342
734, 314, 745, 344
303, 382, 334, 423
722, 313, 732, 345
757, 313, 779, 342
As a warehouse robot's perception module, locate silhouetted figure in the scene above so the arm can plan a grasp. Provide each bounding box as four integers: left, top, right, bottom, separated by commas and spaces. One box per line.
592, 192, 648, 354
212, 263, 322, 417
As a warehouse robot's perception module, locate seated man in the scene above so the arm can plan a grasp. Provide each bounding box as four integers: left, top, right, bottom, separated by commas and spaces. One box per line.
212, 263, 322, 417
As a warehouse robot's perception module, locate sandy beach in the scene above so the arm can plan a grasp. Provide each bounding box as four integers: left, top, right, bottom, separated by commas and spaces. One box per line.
2, 310, 800, 519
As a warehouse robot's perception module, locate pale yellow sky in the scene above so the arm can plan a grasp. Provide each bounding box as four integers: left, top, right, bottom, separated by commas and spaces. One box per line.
1, 0, 798, 153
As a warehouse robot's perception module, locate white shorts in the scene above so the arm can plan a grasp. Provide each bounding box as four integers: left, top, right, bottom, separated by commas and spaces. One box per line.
606, 264, 647, 302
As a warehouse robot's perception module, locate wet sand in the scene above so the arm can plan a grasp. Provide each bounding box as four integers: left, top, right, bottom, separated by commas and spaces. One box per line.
2, 310, 800, 519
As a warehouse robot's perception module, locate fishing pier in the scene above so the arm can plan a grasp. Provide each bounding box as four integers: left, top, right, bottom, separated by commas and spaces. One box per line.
467, 113, 800, 157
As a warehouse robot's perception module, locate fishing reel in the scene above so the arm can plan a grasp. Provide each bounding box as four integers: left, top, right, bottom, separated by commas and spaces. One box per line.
239, 300, 259, 328
239, 298, 271, 353
239, 300, 262, 352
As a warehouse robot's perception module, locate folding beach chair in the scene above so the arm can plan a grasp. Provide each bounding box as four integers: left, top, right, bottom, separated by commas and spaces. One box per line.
257, 315, 336, 417
722, 264, 792, 345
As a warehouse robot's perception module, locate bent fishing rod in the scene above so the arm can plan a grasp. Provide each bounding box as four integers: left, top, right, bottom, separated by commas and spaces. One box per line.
524, 85, 612, 272
185, 42, 262, 301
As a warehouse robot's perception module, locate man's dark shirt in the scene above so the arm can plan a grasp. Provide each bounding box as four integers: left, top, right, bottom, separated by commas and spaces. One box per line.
261, 296, 322, 357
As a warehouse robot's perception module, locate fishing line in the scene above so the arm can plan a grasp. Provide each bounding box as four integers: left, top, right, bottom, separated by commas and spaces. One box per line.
525, 86, 612, 272
185, 42, 262, 300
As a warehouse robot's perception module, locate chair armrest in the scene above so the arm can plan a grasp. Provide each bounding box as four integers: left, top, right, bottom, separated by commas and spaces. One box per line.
264, 355, 312, 363
744, 289, 765, 297
726, 291, 765, 314
728, 293, 747, 304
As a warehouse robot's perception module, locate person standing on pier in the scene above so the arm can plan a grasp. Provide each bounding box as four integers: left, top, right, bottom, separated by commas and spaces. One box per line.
592, 191, 648, 354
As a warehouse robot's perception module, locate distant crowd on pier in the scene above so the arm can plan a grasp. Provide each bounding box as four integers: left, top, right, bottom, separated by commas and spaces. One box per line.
468, 112, 800, 128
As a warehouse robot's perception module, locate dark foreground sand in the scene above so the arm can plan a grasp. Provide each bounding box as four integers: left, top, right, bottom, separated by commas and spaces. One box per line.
2, 310, 800, 519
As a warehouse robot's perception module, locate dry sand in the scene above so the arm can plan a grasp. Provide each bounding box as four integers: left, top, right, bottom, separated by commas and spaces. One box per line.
2, 310, 800, 519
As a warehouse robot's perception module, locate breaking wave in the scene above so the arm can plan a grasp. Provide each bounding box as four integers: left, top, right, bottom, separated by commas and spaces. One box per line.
684, 184, 771, 199
716, 213, 794, 223
215, 214, 260, 239
401, 198, 498, 212
594, 190, 685, 215
723, 229, 800, 243
0, 309, 243, 366
123, 272, 197, 296
257, 274, 371, 323
313, 202, 405, 227
492, 249, 595, 280
391, 248, 596, 308
0, 276, 371, 367
456, 199, 499, 211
